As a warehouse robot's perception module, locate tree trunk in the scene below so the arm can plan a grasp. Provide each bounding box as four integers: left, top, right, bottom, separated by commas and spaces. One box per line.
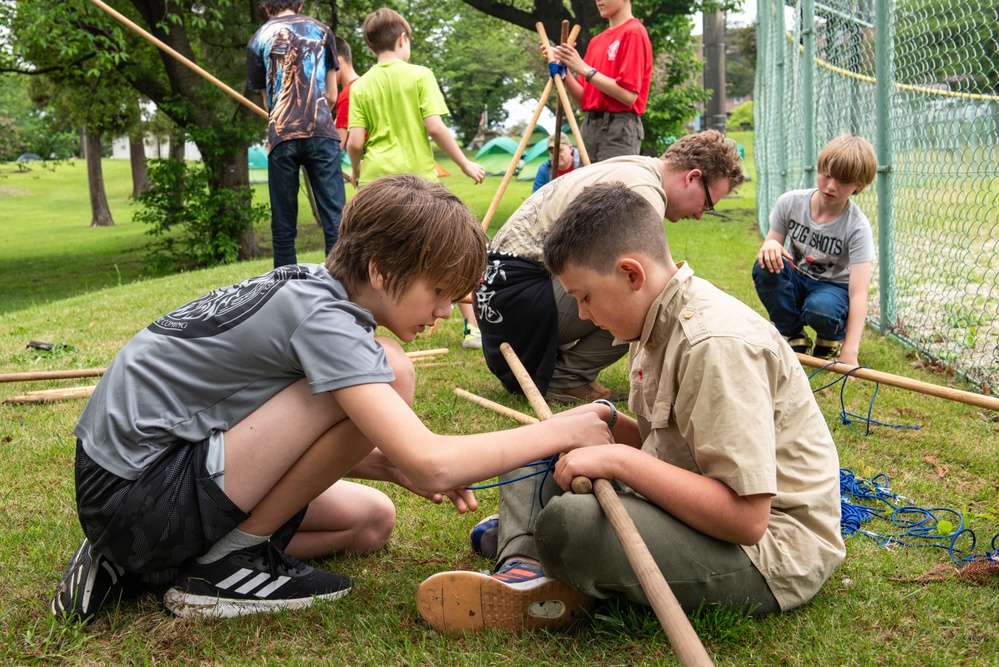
83, 129, 115, 227
129, 133, 149, 197
203, 138, 260, 261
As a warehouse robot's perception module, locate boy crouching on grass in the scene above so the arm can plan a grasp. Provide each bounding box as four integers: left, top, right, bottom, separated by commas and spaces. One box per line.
51, 174, 613, 624
417, 183, 845, 633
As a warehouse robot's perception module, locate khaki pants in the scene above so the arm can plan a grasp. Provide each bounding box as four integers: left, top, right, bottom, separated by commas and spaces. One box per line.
497, 464, 780, 615
580, 111, 644, 162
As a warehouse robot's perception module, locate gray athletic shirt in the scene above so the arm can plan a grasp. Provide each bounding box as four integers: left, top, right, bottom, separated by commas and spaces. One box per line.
769, 189, 875, 284
74, 264, 394, 480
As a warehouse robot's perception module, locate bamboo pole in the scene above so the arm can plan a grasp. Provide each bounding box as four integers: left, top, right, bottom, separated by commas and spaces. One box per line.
536, 23, 590, 166
498, 343, 714, 667
454, 387, 539, 425
86, 0, 325, 226
796, 353, 999, 412
479, 24, 583, 233
0, 368, 106, 383
4, 386, 96, 404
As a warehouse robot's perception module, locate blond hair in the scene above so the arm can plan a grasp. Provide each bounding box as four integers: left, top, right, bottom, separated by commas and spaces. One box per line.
817, 135, 877, 191
326, 174, 486, 301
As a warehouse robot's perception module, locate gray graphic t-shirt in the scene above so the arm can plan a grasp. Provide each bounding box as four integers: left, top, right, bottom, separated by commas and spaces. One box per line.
769, 189, 875, 284
74, 264, 393, 480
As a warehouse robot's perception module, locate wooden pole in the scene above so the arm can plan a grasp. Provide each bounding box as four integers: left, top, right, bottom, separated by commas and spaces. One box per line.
549, 21, 570, 169
0, 368, 106, 383
498, 343, 714, 667
536, 23, 590, 166
88, 0, 267, 120
479, 24, 582, 233
796, 353, 999, 412
454, 388, 539, 425
87, 0, 325, 227
4, 386, 96, 404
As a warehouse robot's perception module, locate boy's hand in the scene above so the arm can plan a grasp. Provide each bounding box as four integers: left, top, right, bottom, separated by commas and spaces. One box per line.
462, 161, 485, 184
757, 239, 794, 273
546, 410, 614, 449
552, 43, 585, 76
392, 469, 478, 513
552, 444, 627, 490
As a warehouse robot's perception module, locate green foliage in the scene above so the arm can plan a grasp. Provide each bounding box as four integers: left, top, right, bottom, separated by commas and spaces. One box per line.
641, 14, 707, 153
134, 158, 267, 270
727, 100, 754, 131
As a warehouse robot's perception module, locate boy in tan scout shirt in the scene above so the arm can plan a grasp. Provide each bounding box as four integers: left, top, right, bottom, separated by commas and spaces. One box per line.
418, 183, 845, 633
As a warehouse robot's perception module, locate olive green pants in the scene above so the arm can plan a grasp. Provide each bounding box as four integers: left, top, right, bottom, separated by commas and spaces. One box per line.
497, 466, 780, 615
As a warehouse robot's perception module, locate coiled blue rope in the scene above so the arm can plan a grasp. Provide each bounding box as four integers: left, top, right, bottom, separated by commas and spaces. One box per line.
840, 468, 998, 566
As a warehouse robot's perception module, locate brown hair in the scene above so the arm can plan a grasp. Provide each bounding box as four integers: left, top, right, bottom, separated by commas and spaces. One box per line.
334, 36, 353, 66
326, 174, 487, 301
661, 130, 745, 192
544, 183, 669, 275
817, 135, 877, 191
362, 8, 411, 54
260, 0, 303, 15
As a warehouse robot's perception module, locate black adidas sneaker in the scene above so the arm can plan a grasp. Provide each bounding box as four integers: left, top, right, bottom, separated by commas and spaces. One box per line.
163, 540, 353, 618
51, 538, 138, 623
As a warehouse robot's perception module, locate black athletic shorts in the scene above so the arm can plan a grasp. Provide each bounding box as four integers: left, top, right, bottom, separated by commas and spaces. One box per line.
74, 438, 306, 575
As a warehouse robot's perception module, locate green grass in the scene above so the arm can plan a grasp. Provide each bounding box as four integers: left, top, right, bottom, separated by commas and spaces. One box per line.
2, 139, 999, 665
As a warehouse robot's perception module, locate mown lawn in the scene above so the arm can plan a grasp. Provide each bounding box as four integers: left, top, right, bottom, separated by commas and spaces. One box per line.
2, 133, 997, 666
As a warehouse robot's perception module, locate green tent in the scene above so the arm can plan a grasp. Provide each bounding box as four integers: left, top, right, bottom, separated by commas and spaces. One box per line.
474, 136, 520, 176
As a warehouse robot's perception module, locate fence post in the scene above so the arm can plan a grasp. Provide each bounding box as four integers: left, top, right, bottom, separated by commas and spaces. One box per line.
875, 0, 895, 333
801, 0, 816, 188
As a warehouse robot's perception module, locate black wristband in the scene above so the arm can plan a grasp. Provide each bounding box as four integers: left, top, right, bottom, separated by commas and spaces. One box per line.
584, 67, 598, 82
592, 398, 617, 430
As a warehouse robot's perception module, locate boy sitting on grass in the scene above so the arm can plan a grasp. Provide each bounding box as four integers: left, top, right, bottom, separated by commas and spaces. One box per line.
51, 174, 612, 624
752, 134, 877, 366
417, 183, 845, 633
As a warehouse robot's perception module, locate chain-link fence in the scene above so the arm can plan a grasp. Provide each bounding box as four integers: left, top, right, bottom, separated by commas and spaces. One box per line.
754, 0, 999, 395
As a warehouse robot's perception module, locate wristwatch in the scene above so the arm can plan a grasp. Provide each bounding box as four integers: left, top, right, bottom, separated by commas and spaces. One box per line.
584, 68, 598, 83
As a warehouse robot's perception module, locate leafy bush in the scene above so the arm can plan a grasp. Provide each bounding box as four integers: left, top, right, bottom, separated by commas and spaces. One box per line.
134, 157, 267, 270
727, 100, 754, 131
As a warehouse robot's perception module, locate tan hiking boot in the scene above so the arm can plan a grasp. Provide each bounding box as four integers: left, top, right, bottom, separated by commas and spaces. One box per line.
545, 380, 627, 405
416, 559, 593, 634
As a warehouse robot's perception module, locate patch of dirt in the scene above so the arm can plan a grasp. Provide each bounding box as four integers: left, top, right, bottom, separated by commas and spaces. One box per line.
0, 186, 26, 197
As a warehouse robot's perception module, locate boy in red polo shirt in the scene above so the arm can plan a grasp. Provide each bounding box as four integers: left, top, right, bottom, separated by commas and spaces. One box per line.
551, 0, 652, 161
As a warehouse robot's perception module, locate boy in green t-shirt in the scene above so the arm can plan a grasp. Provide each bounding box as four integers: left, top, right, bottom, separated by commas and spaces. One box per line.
346, 8, 485, 188
346, 7, 486, 346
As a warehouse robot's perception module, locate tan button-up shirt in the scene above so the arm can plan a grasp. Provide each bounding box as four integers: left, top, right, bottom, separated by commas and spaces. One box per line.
627, 263, 846, 610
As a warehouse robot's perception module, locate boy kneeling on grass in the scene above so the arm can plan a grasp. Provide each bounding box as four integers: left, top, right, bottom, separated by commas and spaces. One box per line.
417, 183, 846, 633
51, 174, 613, 624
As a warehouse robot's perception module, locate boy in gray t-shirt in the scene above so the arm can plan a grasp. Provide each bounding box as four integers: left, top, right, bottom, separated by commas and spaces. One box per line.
752, 135, 877, 366
51, 174, 613, 625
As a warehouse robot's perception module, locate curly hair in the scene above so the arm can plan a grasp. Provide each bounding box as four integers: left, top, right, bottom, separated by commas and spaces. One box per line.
662, 130, 745, 192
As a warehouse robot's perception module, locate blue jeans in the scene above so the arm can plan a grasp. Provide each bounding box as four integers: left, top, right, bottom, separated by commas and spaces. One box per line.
752, 261, 849, 340
268, 137, 345, 268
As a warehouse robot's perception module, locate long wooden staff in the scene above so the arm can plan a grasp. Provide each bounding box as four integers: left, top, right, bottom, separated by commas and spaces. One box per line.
796, 353, 999, 412
479, 24, 582, 233
88, 0, 325, 227
498, 342, 714, 667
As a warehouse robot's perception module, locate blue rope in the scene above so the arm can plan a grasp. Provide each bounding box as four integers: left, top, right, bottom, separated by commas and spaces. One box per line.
840, 468, 998, 566
468, 456, 559, 509
548, 62, 567, 79
807, 362, 920, 435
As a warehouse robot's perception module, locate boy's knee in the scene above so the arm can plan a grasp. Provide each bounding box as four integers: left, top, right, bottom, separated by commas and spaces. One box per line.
535, 492, 603, 571
376, 336, 415, 405
354, 493, 396, 554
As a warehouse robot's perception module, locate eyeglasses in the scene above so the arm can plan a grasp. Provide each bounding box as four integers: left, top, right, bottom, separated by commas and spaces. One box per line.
700, 176, 715, 213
